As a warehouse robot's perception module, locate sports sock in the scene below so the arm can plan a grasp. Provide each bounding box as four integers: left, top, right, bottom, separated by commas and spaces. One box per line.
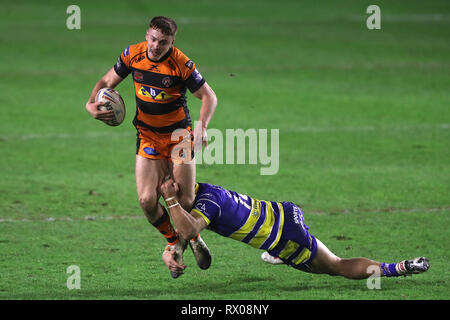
151, 208, 178, 245
380, 261, 407, 277
191, 234, 200, 241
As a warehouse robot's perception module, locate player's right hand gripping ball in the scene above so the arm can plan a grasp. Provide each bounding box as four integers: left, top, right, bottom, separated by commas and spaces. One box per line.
95, 88, 126, 126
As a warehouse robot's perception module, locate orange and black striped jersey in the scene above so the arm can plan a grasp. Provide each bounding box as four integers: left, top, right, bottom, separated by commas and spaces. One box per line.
113, 41, 205, 133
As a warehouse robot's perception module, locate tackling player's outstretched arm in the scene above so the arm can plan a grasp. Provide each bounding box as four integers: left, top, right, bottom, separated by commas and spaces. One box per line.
159, 179, 207, 240
159, 178, 208, 274
85, 67, 124, 123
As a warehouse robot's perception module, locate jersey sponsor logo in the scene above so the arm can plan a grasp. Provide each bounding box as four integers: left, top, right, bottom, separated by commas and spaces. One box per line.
293, 206, 301, 225
192, 69, 203, 83
148, 64, 160, 72
143, 147, 159, 156
195, 198, 222, 217
196, 202, 207, 213
138, 85, 173, 100
134, 54, 145, 63
252, 200, 261, 217
293, 205, 306, 229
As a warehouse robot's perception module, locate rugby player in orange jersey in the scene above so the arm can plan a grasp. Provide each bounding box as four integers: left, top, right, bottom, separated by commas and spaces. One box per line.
85, 17, 216, 277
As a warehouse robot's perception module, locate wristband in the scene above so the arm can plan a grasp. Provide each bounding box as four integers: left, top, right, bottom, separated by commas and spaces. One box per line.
167, 202, 180, 209
164, 196, 178, 208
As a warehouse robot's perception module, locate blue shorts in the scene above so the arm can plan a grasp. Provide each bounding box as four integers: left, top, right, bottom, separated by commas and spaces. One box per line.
267, 202, 318, 270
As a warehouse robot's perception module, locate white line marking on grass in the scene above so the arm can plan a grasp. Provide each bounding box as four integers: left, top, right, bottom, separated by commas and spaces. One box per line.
307, 206, 450, 215
348, 14, 450, 23
0, 215, 146, 223
284, 123, 450, 134
1, 124, 448, 141
179, 15, 450, 24
0, 131, 135, 141
1, 207, 448, 223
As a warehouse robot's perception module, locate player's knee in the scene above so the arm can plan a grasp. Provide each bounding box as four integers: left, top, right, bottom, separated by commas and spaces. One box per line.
329, 258, 356, 279
325, 257, 344, 277
138, 193, 159, 215
312, 254, 344, 277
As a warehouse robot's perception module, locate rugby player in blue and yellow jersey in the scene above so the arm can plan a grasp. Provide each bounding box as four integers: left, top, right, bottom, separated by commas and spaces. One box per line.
85, 17, 217, 277
160, 179, 430, 280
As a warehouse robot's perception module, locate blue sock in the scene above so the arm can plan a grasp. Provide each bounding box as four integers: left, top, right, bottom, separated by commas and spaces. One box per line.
380, 262, 400, 277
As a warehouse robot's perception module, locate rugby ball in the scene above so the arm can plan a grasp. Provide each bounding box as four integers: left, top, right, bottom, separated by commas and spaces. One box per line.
95, 88, 126, 126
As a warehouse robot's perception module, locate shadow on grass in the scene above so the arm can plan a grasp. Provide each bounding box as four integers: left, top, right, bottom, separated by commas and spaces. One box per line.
1, 274, 402, 300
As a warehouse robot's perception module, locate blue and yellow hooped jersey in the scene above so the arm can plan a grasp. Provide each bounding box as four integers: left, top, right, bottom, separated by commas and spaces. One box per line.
192, 183, 285, 251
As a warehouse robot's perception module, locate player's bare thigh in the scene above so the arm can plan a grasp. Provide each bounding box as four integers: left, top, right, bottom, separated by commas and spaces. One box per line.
305, 238, 341, 275
135, 155, 169, 221
169, 159, 196, 211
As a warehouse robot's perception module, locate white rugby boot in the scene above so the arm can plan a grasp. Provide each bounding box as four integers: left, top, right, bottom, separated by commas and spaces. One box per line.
261, 251, 284, 265
399, 257, 430, 275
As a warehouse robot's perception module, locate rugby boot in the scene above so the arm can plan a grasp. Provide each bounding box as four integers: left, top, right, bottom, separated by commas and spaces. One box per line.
189, 234, 212, 270
261, 251, 284, 265
402, 257, 430, 275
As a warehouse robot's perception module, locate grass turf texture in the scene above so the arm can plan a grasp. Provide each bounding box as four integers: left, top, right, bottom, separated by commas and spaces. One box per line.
0, 0, 449, 300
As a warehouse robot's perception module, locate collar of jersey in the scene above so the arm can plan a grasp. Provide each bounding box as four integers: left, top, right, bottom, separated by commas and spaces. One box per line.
146, 46, 172, 63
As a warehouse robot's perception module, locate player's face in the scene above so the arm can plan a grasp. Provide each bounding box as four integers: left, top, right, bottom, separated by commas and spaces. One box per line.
146, 28, 174, 61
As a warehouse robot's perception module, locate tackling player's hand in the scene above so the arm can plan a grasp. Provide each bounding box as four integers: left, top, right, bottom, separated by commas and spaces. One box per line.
85, 101, 115, 123
159, 178, 179, 199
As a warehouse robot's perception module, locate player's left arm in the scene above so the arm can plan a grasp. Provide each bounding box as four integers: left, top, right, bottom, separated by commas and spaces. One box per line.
159, 179, 207, 240
192, 82, 217, 152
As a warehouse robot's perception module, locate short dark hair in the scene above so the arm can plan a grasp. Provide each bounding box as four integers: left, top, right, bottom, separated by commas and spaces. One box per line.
149, 16, 177, 36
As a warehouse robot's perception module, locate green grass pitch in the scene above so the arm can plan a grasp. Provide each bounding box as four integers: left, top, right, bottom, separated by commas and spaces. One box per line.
0, 0, 449, 300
